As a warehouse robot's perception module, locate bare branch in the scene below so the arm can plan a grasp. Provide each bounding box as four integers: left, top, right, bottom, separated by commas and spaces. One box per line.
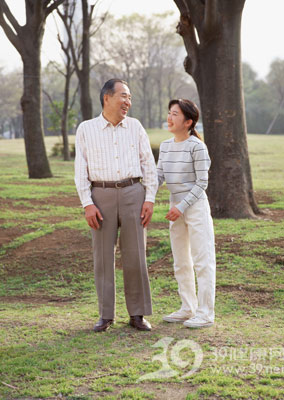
185, 0, 205, 34
43, 0, 51, 8
35, 0, 45, 27
176, 14, 198, 76
90, 12, 108, 37
48, 59, 66, 77
0, 1, 21, 54
90, 59, 106, 71
68, 82, 79, 111
174, 0, 189, 16
89, 3, 95, 23
45, 0, 65, 17
43, 89, 61, 117
0, 0, 20, 33
57, 7, 81, 79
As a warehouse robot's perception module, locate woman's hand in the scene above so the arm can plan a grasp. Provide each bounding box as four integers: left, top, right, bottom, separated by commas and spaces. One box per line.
165, 206, 182, 221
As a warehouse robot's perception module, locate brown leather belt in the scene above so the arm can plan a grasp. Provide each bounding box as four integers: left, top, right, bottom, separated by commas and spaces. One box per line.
91, 177, 141, 189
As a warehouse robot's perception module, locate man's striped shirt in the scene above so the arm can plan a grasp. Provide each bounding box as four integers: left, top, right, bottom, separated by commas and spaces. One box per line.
75, 113, 158, 208
157, 136, 211, 213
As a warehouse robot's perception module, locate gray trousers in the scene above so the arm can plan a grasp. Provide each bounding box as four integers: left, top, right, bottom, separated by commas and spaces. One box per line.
91, 182, 152, 319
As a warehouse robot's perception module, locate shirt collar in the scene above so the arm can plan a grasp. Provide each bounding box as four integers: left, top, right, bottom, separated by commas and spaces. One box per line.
99, 113, 128, 129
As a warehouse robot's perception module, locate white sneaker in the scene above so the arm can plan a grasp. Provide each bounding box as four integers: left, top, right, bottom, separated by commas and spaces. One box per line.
183, 316, 214, 328
163, 310, 193, 323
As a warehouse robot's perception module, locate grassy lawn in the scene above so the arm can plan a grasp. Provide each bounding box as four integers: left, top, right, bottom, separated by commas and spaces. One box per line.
0, 132, 284, 400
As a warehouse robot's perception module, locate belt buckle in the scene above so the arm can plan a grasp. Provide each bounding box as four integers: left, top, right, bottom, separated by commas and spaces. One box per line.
115, 181, 122, 189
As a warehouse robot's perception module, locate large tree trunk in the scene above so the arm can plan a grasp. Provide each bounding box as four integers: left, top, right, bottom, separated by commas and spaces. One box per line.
21, 46, 52, 178
174, 0, 258, 218
0, 0, 64, 178
194, 5, 257, 217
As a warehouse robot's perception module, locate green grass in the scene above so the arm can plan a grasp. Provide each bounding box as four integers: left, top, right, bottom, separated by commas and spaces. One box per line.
0, 132, 284, 399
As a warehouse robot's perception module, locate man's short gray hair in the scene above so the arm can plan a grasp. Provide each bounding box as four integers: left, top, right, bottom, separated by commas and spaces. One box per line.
100, 78, 128, 108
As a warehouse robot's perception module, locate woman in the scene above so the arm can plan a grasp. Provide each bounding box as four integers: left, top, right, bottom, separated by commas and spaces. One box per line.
157, 99, 216, 328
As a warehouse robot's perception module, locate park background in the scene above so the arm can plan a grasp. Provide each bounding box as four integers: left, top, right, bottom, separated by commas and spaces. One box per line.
0, 1, 284, 399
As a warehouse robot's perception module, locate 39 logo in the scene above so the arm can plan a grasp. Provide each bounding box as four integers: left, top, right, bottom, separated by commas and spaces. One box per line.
138, 336, 203, 381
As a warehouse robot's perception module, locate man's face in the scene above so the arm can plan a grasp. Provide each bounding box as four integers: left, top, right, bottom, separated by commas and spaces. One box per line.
104, 82, 132, 122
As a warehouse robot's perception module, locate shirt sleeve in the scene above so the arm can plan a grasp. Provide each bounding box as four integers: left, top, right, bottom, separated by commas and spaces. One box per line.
138, 123, 158, 203
157, 144, 165, 187
74, 123, 94, 208
175, 142, 211, 213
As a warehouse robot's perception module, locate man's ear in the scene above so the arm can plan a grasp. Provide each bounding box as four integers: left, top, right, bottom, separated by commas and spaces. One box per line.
104, 93, 109, 106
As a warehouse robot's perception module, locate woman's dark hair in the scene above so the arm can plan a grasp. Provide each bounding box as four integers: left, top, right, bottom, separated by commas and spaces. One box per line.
168, 99, 202, 140
100, 78, 128, 107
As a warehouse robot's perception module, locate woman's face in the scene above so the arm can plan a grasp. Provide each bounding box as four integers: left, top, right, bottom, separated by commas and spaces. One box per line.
167, 103, 192, 134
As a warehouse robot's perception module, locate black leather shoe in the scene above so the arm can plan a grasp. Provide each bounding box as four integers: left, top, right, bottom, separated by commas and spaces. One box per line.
93, 318, 114, 332
129, 315, 151, 331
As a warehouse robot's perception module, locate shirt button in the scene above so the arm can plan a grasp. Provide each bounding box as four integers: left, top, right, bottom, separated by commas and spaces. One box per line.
117, 170, 120, 173
114, 142, 117, 145
115, 156, 118, 159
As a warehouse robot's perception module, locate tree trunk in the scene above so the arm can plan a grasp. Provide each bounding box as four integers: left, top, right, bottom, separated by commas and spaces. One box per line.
21, 54, 52, 178
79, 72, 92, 121
61, 70, 71, 161
0, 0, 64, 178
175, 0, 258, 218
157, 77, 163, 128
78, 0, 92, 120
141, 75, 147, 128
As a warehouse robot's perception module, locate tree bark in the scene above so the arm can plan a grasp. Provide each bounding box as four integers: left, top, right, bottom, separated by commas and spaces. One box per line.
21, 51, 52, 177
174, 0, 259, 218
80, 0, 92, 120
61, 69, 71, 161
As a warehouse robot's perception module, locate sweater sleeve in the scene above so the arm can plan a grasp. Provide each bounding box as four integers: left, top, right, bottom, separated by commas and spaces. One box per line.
156, 144, 165, 187
175, 142, 211, 213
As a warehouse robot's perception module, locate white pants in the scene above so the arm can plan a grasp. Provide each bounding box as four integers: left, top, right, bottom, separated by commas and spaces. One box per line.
169, 197, 216, 322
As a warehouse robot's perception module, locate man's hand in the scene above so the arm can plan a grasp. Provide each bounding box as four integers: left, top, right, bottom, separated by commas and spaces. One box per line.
141, 201, 154, 228
85, 204, 103, 230
165, 206, 182, 222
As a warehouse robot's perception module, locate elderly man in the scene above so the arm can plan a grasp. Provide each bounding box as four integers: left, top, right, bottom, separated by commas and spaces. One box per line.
75, 78, 158, 332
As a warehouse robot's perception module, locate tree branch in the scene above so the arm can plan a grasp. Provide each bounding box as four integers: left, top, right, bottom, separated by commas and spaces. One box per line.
43, 0, 51, 8
45, 0, 65, 17
58, 9, 82, 78
0, 0, 20, 33
0, 1, 21, 54
185, 0, 205, 34
48, 59, 66, 77
68, 82, 79, 111
176, 14, 198, 76
35, 0, 45, 29
173, 0, 189, 16
90, 12, 108, 37
43, 89, 61, 117
57, 7, 81, 80
89, 3, 95, 24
